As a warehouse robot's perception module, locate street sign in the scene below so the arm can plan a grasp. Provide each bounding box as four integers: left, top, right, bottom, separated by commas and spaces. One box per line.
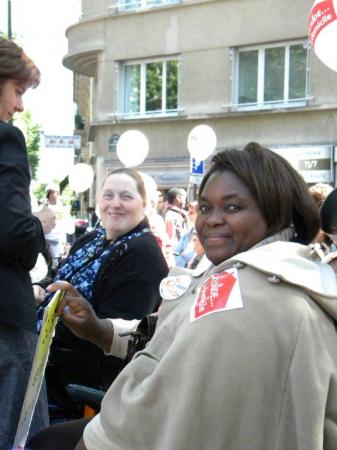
44, 135, 81, 149
271, 145, 333, 183
108, 133, 120, 152
190, 158, 205, 185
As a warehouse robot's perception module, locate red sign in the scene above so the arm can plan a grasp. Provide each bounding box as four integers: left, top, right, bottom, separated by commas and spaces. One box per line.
309, 0, 337, 47
192, 271, 237, 320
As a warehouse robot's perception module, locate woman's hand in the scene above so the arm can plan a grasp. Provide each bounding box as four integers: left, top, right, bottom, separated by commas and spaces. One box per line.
33, 207, 56, 235
32, 284, 46, 305
47, 280, 114, 352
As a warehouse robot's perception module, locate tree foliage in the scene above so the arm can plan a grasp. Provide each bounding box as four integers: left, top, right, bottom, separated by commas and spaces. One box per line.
14, 111, 41, 179
125, 60, 178, 113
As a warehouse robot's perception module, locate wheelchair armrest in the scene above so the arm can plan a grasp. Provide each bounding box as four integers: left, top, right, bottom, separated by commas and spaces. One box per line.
66, 384, 106, 411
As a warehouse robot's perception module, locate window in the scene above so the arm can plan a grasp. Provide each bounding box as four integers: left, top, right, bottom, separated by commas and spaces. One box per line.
117, 0, 180, 12
121, 58, 179, 117
232, 41, 309, 110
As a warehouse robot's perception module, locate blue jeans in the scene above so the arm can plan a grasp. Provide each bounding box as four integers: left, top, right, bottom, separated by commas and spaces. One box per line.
0, 324, 49, 450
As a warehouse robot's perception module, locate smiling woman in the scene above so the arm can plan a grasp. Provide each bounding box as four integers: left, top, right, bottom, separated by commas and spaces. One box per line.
196, 142, 320, 265
35, 167, 169, 418
196, 170, 269, 265
99, 168, 146, 241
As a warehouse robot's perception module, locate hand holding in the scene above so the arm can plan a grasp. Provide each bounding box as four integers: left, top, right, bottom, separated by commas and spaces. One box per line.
47, 280, 114, 352
32, 284, 46, 305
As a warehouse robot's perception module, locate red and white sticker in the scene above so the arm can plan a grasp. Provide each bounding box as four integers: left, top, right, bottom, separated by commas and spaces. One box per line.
190, 268, 243, 322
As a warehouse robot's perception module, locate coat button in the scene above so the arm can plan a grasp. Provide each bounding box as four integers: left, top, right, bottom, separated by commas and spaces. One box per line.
233, 261, 245, 269
267, 274, 281, 284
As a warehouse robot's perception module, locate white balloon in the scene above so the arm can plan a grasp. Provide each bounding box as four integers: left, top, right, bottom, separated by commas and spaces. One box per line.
187, 125, 217, 162
116, 130, 149, 167
309, 0, 337, 72
68, 163, 94, 193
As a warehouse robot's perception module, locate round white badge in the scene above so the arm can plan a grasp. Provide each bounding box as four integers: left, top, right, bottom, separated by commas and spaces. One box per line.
159, 275, 192, 300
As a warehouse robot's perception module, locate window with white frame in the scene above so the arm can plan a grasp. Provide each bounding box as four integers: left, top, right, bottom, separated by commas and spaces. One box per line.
121, 58, 179, 117
232, 41, 310, 110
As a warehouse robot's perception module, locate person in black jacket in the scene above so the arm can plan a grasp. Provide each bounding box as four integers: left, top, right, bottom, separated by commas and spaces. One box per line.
36, 167, 169, 417
0, 37, 49, 449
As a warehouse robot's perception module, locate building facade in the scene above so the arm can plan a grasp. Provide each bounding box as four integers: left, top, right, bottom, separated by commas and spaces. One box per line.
63, 0, 337, 199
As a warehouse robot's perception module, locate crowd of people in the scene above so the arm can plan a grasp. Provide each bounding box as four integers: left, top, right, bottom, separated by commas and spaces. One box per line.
0, 37, 336, 450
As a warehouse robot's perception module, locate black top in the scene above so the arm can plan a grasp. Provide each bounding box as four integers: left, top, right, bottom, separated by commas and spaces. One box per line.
54, 218, 169, 358
0, 121, 45, 332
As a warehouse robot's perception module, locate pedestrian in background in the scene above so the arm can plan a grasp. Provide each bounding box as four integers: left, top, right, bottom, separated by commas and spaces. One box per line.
309, 182, 334, 260
164, 187, 188, 248
0, 37, 48, 449
44, 182, 74, 268
141, 172, 175, 268
174, 200, 199, 267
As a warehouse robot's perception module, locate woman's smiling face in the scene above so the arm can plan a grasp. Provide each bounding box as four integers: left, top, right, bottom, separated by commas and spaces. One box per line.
196, 170, 269, 265
98, 173, 145, 240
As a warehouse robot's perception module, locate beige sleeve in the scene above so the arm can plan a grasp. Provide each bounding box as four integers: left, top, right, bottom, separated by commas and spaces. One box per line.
104, 318, 140, 359
83, 414, 112, 450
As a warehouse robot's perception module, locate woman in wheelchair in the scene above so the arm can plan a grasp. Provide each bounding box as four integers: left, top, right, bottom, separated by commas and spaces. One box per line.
35, 168, 168, 419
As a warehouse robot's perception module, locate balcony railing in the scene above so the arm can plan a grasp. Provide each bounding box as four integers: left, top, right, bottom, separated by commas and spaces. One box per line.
113, 0, 180, 12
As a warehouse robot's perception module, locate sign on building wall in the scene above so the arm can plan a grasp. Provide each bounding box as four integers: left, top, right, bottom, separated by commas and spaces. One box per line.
103, 160, 190, 188
271, 145, 334, 183
44, 135, 81, 149
150, 171, 189, 187
108, 134, 120, 152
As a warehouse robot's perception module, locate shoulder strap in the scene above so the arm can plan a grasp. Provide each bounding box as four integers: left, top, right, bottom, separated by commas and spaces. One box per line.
123, 314, 158, 367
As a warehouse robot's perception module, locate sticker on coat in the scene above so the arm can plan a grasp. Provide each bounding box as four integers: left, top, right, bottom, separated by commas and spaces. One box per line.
190, 268, 243, 321
160, 274, 192, 300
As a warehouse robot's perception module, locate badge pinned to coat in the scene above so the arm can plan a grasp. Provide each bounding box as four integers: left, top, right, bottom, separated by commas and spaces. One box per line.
190, 268, 243, 321
160, 274, 192, 300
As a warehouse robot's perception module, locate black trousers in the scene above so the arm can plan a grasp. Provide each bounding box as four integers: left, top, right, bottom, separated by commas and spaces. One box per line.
26, 418, 91, 450
46, 344, 122, 417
